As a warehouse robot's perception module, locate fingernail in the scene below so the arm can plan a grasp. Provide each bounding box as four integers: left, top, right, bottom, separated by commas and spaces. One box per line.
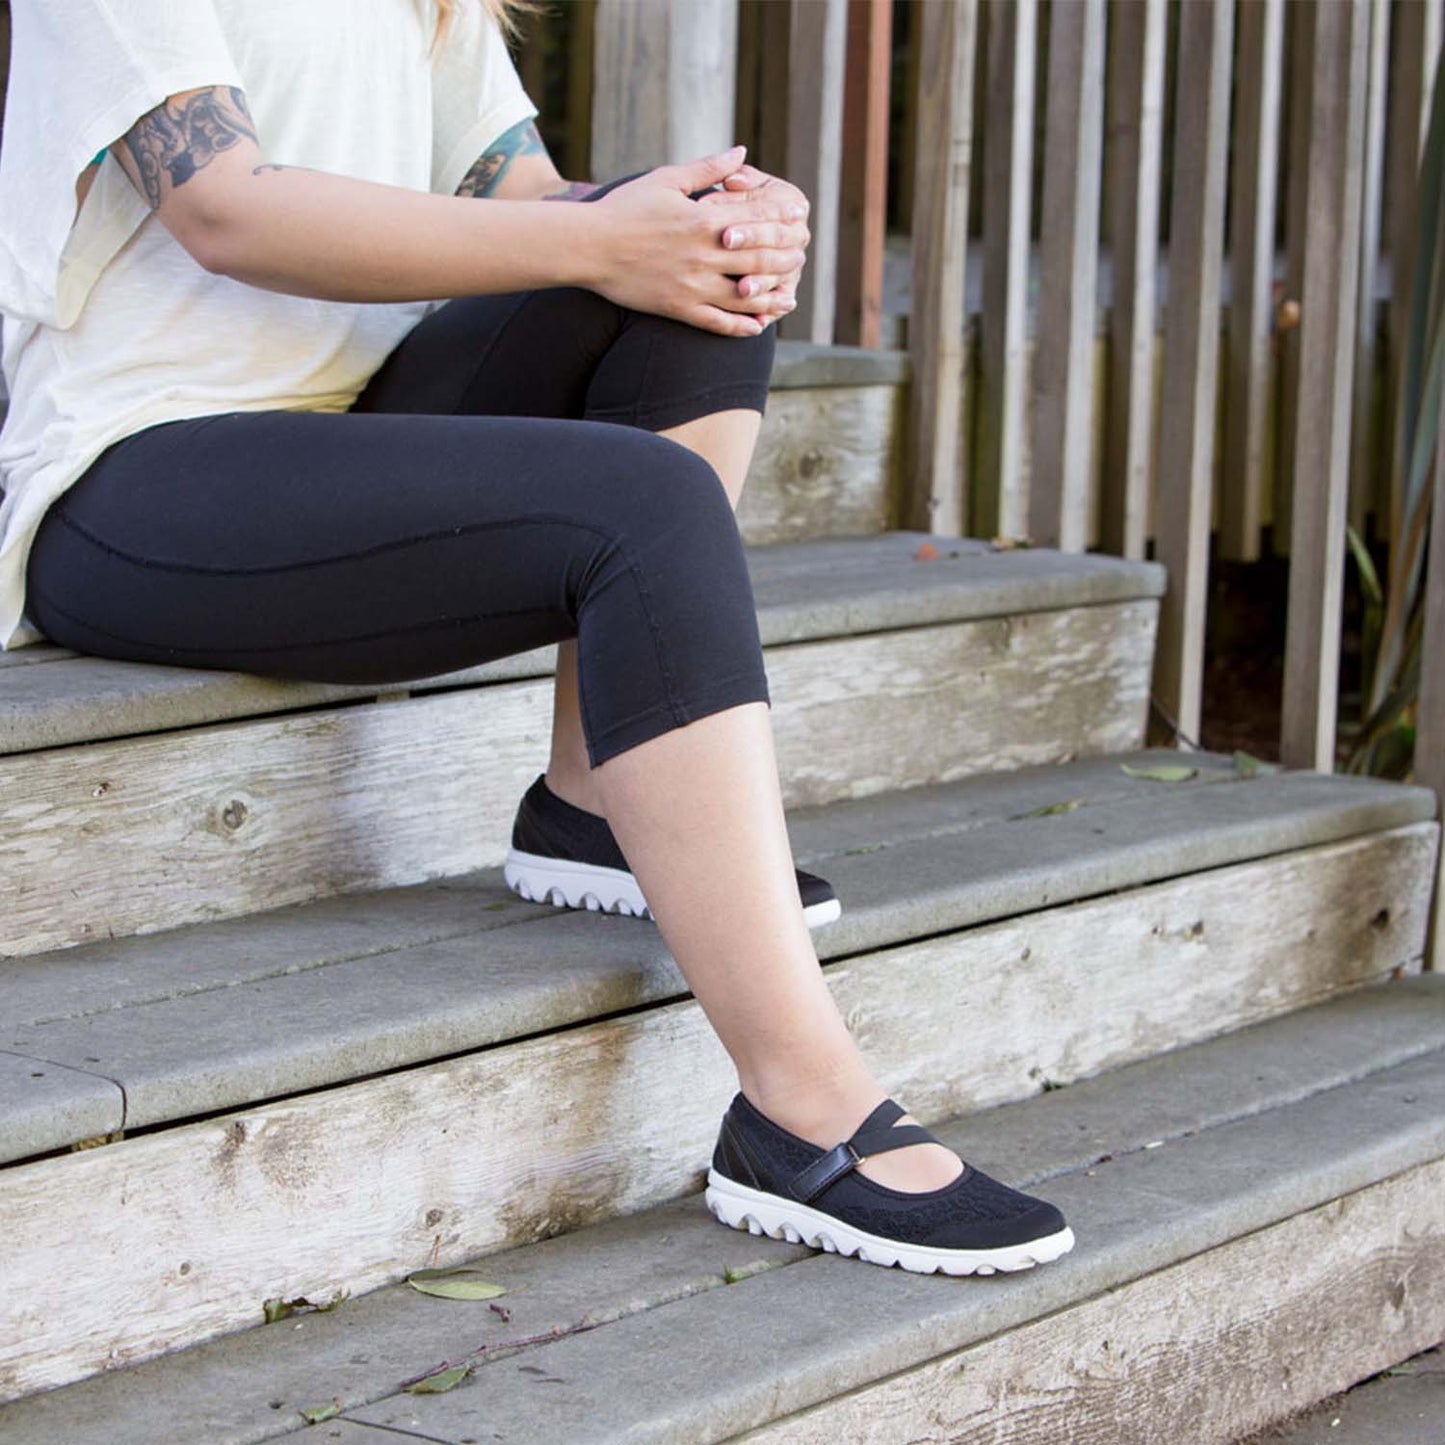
787, 205, 805, 221
724, 228, 744, 250
782, 298, 797, 311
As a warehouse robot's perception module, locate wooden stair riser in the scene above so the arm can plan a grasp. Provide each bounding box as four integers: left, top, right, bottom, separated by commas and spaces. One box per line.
0, 822, 1430, 1401
743, 1158, 1445, 1445
2, 600, 1155, 957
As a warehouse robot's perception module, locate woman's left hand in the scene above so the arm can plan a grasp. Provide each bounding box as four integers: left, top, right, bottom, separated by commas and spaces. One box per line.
698, 164, 811, 319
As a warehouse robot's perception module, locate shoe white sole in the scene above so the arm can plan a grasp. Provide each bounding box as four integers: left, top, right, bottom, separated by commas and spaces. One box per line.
504, 848, 843, 930
704, 1169, 1076, 1277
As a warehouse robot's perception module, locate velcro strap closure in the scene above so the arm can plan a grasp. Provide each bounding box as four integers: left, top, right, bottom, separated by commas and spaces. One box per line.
789, 1142, 862, 1203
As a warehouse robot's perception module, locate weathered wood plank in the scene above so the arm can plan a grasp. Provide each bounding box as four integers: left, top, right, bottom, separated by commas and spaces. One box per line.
905, 0, 978, 535
1383, 0, 1444, 541
834, 0, 892, 349
1348, 0, 1391, 537
746, 1156, 1445, 1444
1151, 0, 1234, 744
976, 0, 1037, 542
0, 824, 1430, 1399
1, 601, 1157, 955
1030, 0, 1106, 551
1100, 0, 1164, 562
738, 383, 897, 544
1220, 0, 1285, 563
1281, 0, 1370, 770
589, 0, 739, 175
780, 0, 848, 345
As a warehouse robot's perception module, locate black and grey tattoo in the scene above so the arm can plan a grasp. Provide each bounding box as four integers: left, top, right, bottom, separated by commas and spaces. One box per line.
121, 86, 259, 209
455, 118, 546, 198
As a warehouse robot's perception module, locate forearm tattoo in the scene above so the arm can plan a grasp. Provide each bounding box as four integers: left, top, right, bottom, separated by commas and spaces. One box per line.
540, 180, 600, 202
455, 118, 546, 197
122, 86, 259, 209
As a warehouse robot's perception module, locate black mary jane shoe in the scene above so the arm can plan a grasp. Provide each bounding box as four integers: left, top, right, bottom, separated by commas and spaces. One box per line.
705, 1093, 1075, 1276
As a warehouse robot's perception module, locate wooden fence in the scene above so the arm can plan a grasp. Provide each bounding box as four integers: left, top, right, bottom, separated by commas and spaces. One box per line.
577, 0, 1445, 779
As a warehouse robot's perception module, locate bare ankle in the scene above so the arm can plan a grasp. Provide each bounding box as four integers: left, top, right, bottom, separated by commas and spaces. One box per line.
544, 765, 604, 818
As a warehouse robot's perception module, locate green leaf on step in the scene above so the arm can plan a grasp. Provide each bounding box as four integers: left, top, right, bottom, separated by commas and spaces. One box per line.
405, 1365, 471, 1394
1231, 750, 1279, 778
1119, 763, 1198, 783
1026, 799, 1082, 817
845, 843, 885, 856
484, 900, 510, 911
264, 1291, 347, 1324
298, 1400, 341, 1424
405, 1268, 508, 1301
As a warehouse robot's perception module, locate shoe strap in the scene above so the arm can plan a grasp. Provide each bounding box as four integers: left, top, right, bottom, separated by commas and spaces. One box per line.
788, 1098, 941, 1204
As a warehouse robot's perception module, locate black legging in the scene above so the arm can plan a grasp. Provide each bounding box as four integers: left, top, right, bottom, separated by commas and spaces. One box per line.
24, 285, 775, 766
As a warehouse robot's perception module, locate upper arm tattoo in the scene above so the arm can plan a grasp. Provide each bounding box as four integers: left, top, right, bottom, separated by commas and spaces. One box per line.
121, 86, 259, 210
455, 118, 546, 198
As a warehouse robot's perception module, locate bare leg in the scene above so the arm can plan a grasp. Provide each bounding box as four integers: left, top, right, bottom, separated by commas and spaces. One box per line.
546, 410, 760, 817
595, 701, 962, 1191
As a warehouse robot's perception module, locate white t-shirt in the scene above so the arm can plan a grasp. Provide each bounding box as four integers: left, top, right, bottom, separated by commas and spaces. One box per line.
0, 0, 537, 649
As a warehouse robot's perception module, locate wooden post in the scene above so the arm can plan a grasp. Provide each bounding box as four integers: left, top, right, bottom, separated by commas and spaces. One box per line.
835, 0, 893, 349
1152, 0, 1234, 745
1384, 0, 1444, 544
1220, 0, 1285, 563
781, 0, 849, 345
1347, 0, 1392, 538
1280, 0, 1370, 772
590, 0, 739, 177
1030, 0, 1106, 552
1101, 0, 1166, 562
976, 0, 1037, 542
905, 0, 978, 536
1414, 365, 1445, 971
0, 1, 10, 156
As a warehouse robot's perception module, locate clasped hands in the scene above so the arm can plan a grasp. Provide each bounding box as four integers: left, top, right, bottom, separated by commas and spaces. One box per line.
593, 144, 812, 338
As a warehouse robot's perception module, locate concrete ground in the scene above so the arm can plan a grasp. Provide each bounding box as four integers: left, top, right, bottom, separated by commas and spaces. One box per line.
1242, 1347, 1444, 1443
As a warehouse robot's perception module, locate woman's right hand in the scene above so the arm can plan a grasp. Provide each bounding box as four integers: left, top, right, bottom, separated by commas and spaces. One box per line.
586, 147, 809, 337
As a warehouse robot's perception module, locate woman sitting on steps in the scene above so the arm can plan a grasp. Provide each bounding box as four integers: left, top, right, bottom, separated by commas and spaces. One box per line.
0, 0, 1072, 1276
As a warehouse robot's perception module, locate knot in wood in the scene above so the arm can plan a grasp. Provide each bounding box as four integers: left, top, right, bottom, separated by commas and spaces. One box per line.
221, 799, 250, 831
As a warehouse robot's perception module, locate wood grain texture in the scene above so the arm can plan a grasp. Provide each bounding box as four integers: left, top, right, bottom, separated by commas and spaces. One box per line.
1383, 0, 1444, 542
737, 384, 898, 545
1348, 0, 1391, 537
1100, 0, 1164, 562
745, 1156, 1445, 1444
905, 0, 977, 535
589, 0, 738, 175
781, 0, 848, 345
0, 823, 1429, 1400
1029, 0, 1105, 551
1220, 0, 1285, 563
834, 0, 892, 349
1151, 0, 1234, 744
1280, 0, 1369, 771
976, 0, 1037, 541
1, 602, 1155, 956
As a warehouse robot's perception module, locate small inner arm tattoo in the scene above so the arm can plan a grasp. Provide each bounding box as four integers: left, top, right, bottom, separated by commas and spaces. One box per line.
455, 118, 546, 198
541, 180, 600, 202
122, 86, 259, 209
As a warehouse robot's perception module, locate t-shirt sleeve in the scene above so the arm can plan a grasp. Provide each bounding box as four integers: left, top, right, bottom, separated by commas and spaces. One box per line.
429, 2, 540, 198
0, 0, 243, 328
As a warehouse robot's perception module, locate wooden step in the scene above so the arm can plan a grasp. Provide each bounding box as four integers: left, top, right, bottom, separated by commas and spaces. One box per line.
2, 534, 1162, 956
3, 976, 1443, 1443
0, 756, 1433, 1400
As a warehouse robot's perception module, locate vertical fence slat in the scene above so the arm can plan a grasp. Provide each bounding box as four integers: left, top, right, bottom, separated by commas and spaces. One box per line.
905, 0, 978, 535
1152, 0, 1235, 744
1413, 363, 1445, 970
1101, 0, 1166, 561
1030, 0, 1106, 551
1384, 0, 1445, 542
1220, 0, 1285, 563
590, 0, 739, 175
782, 0, 848, 345
1348, 0, 1392, 537
977, 0, 1037, 541
1280, 0, 1370, 771
836, 0, 893, 349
